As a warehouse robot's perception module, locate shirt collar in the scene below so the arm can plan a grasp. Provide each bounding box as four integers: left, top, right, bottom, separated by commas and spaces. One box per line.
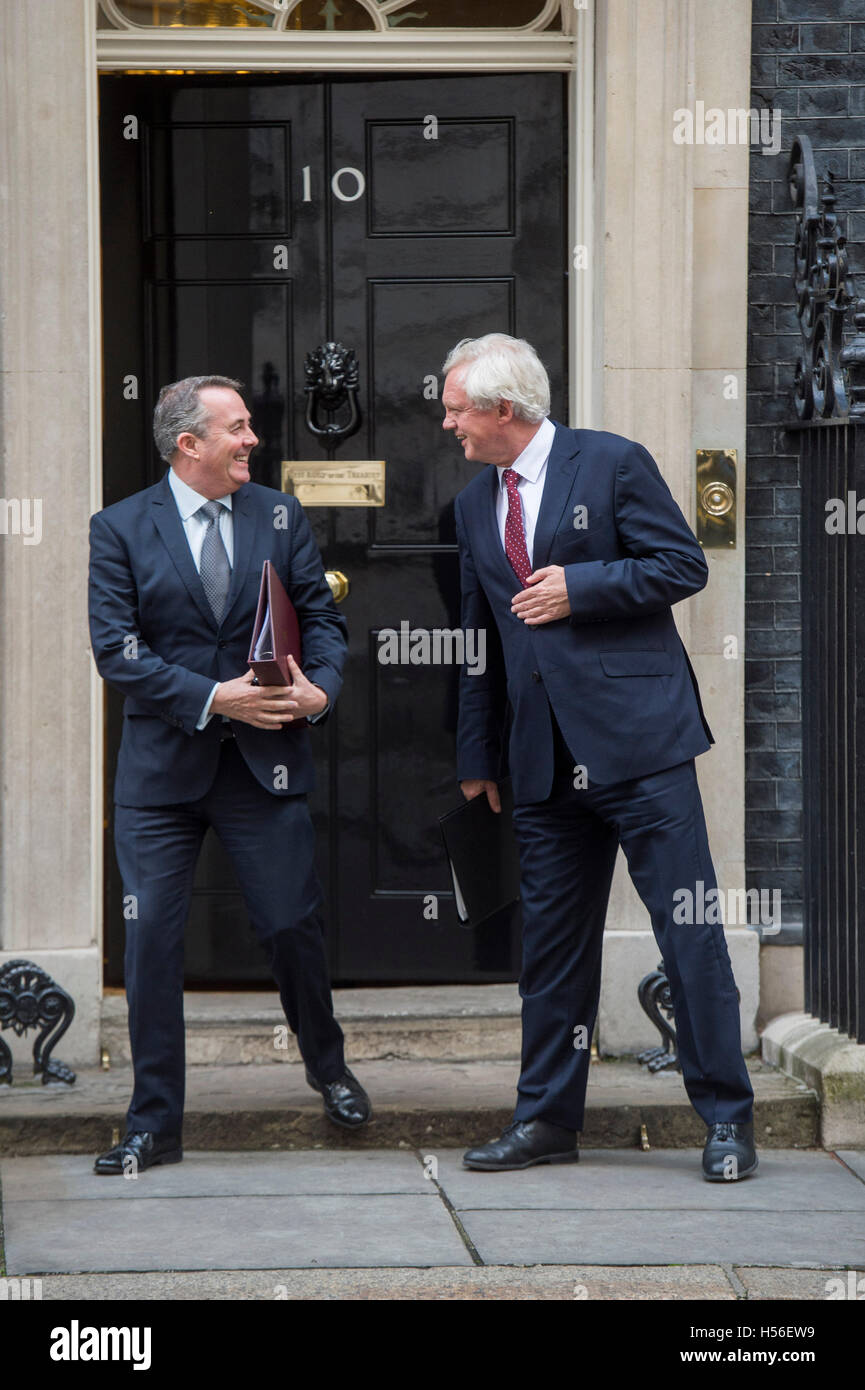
496, 416, 556, 489
168, 467, 234, 521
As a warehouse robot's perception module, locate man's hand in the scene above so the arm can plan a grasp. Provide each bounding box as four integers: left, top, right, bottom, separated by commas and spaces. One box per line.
282, 653, 328, 721
510, 565, 571, 625
210, 670, 296, 728
460, 779, 501, 814
210, 663, 327, 728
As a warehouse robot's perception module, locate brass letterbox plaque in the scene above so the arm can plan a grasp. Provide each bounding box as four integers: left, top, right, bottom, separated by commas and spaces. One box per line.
696, 448, 737, 548
281, 460, 386, 507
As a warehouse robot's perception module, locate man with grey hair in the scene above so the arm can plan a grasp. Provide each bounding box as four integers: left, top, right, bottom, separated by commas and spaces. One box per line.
444, 333, 756, 1182
88, 375, 370, 1175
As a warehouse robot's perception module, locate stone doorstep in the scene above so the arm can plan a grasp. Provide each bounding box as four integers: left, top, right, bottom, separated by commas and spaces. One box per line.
762, 1011, 865, 1149
101, 985, 524, 1066
0, 1057, 818, 1156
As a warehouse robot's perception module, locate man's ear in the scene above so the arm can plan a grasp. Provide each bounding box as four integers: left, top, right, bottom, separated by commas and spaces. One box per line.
175, 431, 200, 460
497, 398, 515, 425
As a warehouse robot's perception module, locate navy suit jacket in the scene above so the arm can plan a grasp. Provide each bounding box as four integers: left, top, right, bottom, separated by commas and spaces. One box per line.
88, 474, 347, 807
454, 422, 714, 804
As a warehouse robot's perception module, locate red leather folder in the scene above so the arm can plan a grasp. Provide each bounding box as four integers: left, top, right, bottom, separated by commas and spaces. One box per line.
247, 560, 302, 688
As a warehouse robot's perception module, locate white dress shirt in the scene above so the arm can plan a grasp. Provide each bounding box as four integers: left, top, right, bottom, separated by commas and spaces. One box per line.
495, 416, 556, 567
168, 466, 235, 567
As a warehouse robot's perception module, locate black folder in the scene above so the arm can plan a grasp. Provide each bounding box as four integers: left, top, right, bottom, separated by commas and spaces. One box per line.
438, 779, 520, 928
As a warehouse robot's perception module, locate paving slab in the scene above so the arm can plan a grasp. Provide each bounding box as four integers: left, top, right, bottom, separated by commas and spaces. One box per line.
736, 1267, 865, 1300
837, 1150, 865, 1183
441, 1147, 865, 1267
32, 1264, 738, 1300
0, 1150, 429, 1202
433, 1148, 865, 1211
457, 1209, 865, 1269
3, 1191, 471, 1275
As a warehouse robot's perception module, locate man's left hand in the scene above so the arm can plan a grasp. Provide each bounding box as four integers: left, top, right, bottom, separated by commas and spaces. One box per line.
511, 565, 571, 625
283, 653, 329, 720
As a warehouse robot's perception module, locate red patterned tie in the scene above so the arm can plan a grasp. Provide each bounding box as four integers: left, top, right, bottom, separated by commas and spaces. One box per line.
503, 468, 532, 586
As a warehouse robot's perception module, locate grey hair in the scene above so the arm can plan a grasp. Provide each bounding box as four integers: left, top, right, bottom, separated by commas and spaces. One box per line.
442, 334, 550, 423
153, 374, 245, 463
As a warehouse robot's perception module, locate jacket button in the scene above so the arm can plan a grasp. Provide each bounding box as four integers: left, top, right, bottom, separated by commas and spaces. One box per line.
217, 639, 227, 649
531, 670, 541, 682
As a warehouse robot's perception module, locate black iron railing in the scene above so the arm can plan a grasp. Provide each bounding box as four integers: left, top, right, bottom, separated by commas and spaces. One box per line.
788, 134, 865, 1043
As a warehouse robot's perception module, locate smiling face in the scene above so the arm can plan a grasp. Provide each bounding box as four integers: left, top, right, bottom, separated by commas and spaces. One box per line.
441, 367, 518, 466
172, 386, 259, 497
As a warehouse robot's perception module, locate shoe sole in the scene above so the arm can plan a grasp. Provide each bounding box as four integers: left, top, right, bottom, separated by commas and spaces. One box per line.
702, 1156, 759, 1182
463, 1150, 579, 1171
93, 1150, 183, 1176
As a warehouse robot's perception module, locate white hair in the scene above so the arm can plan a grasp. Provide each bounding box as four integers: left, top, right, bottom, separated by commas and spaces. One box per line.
442, 333, 550, 423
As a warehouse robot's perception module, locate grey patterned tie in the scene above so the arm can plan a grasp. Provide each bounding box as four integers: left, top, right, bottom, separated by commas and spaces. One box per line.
198, 500, 231, 622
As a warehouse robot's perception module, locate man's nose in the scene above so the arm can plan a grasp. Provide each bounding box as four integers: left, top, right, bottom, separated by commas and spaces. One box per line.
442, 414, 454, 431
245, 429, 259, 446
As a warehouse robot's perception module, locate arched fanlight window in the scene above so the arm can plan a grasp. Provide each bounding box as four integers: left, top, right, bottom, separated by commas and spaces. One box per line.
97, 0, 564, 31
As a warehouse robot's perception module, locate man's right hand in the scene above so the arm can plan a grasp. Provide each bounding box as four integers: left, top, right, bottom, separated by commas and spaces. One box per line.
460, 779, 501, 813
210, 670, 298, 729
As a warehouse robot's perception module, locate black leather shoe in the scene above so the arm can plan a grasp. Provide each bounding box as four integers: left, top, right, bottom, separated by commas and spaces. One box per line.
306, 1067, 371, 1128
93, 1130, 183, 1176
463, 1120, 579, 1171
702, 1121, 758, 1182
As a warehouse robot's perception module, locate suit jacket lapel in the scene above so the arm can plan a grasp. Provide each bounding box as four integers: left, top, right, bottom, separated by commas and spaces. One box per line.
222, 484, 257, 624
150, 474, 216, 630
531, 423, 583, 570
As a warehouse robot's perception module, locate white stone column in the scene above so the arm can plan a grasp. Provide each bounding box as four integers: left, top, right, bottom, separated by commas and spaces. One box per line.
0, 0, 102, 1062
590, 0, 757, 1052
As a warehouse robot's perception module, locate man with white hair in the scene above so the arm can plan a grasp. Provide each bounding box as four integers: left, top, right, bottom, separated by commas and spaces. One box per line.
443, 333, 756, 1181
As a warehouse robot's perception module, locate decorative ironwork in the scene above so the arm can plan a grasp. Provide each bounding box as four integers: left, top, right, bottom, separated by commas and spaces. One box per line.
0, 960, 76, 1086
304, 341, 362, 444
636, 961, 680, 1073
788, 133, 865, 420
98, 0, 564, 32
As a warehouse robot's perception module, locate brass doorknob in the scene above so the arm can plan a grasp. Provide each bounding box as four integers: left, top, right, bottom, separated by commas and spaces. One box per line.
325, 570, 350, 603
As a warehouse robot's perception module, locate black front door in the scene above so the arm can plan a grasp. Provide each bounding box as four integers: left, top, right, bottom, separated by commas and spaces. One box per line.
99, 72, 566, 986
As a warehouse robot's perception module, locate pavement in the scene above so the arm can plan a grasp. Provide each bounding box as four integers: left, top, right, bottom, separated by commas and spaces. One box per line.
2, 1145, 864, 1300
1, 1049, 859, 1303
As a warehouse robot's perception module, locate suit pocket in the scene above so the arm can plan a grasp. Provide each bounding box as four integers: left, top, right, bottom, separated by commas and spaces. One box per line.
599, 650, 674, 677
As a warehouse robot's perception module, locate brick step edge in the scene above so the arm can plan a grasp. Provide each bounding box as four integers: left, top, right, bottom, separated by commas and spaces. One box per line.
0, 1094, 819, 1156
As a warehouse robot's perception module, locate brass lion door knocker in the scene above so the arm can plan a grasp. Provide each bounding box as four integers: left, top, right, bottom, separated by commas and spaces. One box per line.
304, 341, 362, 444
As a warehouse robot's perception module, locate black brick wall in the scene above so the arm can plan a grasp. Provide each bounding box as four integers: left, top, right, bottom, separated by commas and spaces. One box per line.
748, 2, 865, 930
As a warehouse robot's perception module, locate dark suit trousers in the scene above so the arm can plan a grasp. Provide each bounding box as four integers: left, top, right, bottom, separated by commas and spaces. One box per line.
114, 739, 345, 1135
511, 720, 754, 1132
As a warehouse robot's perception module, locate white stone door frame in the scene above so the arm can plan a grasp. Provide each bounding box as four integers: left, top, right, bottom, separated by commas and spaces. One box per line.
77, 1, 755, 1057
